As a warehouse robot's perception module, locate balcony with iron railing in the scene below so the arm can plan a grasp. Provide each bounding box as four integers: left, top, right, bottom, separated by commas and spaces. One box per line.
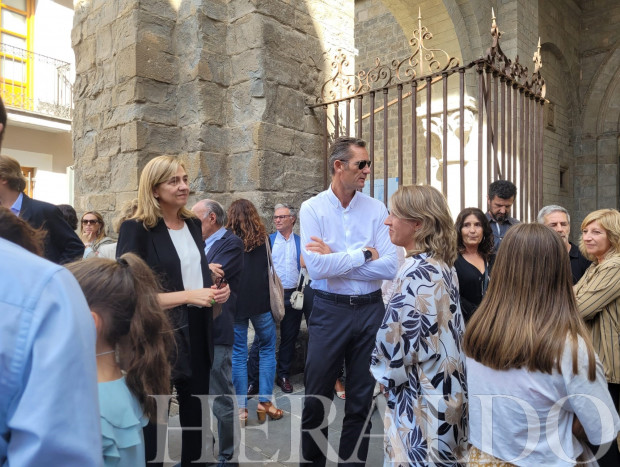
0, 43, 73, 121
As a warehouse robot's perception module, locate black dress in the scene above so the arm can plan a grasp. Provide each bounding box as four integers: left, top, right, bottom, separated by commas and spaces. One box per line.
454, 253, 494, 323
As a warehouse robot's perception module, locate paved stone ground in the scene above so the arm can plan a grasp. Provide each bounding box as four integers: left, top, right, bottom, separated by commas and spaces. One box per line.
164, 372, 386, 466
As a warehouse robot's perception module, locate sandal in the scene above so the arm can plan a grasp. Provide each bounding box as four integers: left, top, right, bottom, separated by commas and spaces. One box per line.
334, 379, 346, 400
238, 408, 248, 427
256, 401, 284, 423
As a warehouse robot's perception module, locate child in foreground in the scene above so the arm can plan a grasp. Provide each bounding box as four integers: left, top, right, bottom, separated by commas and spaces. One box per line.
68, 253, 172, 467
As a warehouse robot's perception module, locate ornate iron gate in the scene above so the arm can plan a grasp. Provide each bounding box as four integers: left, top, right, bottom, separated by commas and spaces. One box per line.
307, 11, 546, 221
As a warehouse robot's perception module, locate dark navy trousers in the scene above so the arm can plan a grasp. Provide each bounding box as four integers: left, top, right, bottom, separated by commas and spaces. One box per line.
300, 293, 384, 467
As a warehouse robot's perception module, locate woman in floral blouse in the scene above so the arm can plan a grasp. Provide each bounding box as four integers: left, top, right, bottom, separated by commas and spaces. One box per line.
370, 185, 468, 466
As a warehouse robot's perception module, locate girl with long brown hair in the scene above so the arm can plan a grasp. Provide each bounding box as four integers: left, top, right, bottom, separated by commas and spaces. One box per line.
226, 199, 283, 425
465, 223, 620, 465
68, 253, 173, 467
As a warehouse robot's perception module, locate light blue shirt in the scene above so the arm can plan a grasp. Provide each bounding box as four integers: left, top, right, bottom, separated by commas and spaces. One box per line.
9, 192, 23, 216
204, 225, 227, 256
0, 238, 102, 466
300, 185, 398, 295
272, 230, 299, 289
99, 377, 148, 467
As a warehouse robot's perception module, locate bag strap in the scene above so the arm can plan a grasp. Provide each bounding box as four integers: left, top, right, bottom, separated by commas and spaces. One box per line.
265, 237, 275, 275
296, 267, 310, 293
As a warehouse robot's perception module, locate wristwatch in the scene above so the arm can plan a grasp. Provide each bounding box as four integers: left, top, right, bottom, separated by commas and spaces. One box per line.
362, 248, 373, 262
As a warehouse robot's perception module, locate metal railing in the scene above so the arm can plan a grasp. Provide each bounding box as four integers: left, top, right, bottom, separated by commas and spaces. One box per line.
308, 11, 546, 222
0, 43, 73, 120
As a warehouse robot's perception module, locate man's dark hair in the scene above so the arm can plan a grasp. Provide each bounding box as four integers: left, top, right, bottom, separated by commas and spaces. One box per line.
328, 136, 366, 175
57, 204, 78, 231
488, 180, 517, 200
0, 97, 6, 148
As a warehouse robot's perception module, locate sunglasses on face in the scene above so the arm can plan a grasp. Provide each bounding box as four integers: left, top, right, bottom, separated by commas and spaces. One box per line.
273, 215, 291, 221
81, 219, 99, 225
342, 159, 372, 170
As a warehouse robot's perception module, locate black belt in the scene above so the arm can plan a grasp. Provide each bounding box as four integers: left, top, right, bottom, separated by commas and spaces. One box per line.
314, 289, 382, 306
284, 288, 296, 293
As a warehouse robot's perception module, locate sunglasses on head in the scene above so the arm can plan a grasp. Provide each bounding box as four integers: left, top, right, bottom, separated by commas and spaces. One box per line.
341, 159, 372, 170
81, 219, 99, 225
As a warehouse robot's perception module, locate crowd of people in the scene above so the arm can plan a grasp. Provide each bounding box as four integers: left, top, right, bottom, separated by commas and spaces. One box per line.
2, 92, 620, 467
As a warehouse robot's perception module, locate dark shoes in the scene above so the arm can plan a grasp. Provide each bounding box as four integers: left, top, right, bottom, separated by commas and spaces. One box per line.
247, 383, 258, 397
276, 376, 294, 393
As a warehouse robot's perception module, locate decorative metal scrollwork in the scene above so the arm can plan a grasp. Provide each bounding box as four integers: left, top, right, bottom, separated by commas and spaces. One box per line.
316, 9, 459, 104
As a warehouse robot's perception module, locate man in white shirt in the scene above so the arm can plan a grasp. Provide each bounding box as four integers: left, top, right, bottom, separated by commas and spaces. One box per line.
300, 136, 398, 466
247, 203, 312, 394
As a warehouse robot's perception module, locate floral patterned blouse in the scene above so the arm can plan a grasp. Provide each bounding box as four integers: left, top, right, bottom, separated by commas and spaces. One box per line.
370, 253, 468, 466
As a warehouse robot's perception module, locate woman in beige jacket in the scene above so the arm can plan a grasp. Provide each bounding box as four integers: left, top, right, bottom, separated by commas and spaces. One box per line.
575, 208, 620, 466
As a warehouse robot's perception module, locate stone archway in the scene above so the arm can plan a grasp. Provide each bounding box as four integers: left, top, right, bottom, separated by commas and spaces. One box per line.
575, 45, 620, 219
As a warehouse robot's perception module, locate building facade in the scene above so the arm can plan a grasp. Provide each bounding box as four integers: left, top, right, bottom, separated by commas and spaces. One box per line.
1, 0, 74, 204
71, 0, 619, 234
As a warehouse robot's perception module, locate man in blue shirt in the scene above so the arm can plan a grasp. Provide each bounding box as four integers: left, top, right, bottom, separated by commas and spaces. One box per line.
0, 238, 102, 465
300, 136, 398, 466
192, 199, 244, 466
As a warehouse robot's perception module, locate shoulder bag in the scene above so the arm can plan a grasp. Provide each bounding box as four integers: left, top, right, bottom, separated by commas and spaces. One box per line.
265, 237, 285, 323
290, 267, 309, 310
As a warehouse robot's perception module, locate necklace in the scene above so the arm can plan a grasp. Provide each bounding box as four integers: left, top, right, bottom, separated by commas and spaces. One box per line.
96, 350, 116, 357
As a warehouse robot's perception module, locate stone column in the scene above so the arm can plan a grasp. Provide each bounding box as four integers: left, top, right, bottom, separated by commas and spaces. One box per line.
72, 0, 180, 219
72, 0, 338, 223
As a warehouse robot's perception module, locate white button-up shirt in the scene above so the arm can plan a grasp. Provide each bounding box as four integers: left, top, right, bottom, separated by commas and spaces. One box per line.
272, 230, 299, 289
300, 185, 398, 295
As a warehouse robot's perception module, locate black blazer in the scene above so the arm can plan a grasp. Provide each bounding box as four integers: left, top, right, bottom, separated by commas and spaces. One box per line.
116, 217, 214, 380
205, 229, 245, 346
19, 194, 84, 264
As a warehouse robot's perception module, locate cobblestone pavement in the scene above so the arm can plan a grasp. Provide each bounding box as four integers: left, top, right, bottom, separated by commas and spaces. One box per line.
164, 373, 385, 466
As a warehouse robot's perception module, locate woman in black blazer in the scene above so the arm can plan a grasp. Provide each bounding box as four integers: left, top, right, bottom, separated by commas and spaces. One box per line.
117, 155, 230, 466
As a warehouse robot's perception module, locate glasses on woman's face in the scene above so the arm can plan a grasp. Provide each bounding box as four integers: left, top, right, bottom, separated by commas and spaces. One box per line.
82, 219, 99, 225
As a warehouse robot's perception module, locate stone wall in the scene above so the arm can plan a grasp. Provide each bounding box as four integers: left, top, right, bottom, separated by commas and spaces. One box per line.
72, 0, 336, 228
538, 0, 581, 226
573, 0, 620, 227
71, 0, 618, 232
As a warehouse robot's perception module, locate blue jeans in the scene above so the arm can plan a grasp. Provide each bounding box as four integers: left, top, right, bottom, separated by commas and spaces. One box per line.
232, 311, 277, 408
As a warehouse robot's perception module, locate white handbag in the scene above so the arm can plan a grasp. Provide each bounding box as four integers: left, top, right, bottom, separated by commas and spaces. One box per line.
290, 267, 309, 310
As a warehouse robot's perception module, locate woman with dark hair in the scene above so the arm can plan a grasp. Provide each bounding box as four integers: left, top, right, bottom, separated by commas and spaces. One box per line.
57, 204, 78, 231
454, 207, 495, 322
370, 185, 468, 465
0, 206, 46, 256
81, 211, 115, 258
465, 223, 620, 465
116, 155, 230, 466
226, 199, 283, 425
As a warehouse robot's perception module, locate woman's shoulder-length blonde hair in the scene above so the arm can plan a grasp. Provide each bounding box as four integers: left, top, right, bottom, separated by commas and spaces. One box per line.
463, 223, 597, 381
133, 155, 194, 229
579, 208, 620, 262
390, 184, 457, 265
80, 211, 106, 242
